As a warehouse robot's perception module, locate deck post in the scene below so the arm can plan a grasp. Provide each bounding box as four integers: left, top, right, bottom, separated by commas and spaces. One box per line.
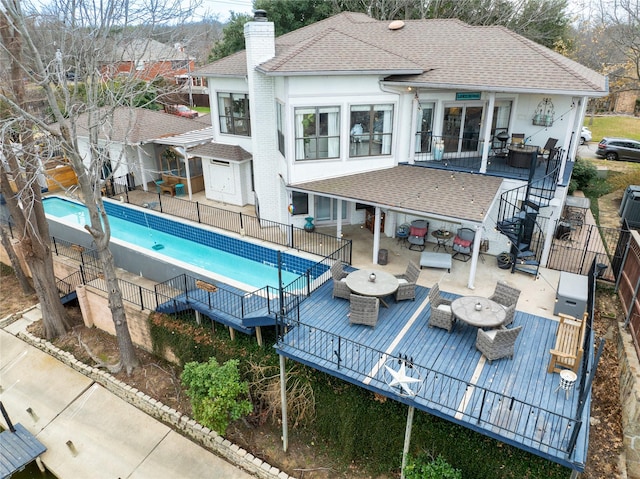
400, 405, 415, 479
279, 354, 288, 452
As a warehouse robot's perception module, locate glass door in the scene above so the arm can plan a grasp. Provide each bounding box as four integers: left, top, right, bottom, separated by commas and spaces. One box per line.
442, 104, 484, 154
315, 196, 347, 223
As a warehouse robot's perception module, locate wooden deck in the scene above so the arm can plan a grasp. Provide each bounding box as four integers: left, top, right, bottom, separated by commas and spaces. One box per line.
275, 278, 592, 471
0, 423, 47, 478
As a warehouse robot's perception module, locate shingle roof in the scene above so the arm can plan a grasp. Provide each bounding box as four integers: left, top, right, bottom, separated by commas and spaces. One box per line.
195, 12, 606, 95
70, 107, 207, 143
289, 164, 503, 223
189, 142, 252, 161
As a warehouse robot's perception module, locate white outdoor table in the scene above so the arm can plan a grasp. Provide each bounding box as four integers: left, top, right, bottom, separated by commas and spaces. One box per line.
345, 269, 399, 308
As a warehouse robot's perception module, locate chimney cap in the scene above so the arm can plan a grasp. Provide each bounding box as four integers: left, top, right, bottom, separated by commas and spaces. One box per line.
254, 9, 267, 21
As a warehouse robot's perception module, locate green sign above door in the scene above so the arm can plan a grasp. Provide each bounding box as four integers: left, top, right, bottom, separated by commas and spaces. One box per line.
456, 92, 481, 101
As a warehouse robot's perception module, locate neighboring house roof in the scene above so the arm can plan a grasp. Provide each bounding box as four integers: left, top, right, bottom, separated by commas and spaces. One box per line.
68, 107, 207, 143
189, 143, 252, 162
289, 164, 503, 224
104, 39, 190, 63
195, 12, 606, 95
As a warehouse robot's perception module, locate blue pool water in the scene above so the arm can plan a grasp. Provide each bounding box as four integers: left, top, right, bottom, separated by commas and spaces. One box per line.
43, 197, 316, 290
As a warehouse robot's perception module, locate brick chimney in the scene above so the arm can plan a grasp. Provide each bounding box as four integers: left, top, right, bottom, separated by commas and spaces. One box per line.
244, 10, 283, 223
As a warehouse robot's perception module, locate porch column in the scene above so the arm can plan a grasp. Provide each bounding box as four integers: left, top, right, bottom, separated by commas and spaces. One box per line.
539, 197, 562, 268
467, 225, 483, 289
408, 93, 419, 165
372, 206, 382, 265
182, 146, 193, 200
480, 92, 495, 174
137, 145, 148, 192
336, 199, 343, 240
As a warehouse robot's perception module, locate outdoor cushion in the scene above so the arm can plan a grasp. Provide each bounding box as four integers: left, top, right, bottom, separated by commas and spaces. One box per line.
453, 237, 472, 248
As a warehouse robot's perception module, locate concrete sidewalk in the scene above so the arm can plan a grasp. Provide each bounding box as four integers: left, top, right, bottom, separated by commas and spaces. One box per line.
0, 307, 285, 479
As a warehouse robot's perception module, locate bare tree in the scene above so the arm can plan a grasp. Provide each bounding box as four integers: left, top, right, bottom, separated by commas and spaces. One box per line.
1, 0, 199, 372
1, 8, 68, 335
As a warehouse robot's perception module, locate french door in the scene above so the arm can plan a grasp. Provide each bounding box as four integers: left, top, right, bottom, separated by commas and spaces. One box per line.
442, 104, 484, 154
315, 196, 347, 223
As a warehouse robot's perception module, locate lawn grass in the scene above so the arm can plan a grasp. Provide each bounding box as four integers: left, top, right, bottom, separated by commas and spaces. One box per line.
583, 115, 640, 142
194, 106, 210, 114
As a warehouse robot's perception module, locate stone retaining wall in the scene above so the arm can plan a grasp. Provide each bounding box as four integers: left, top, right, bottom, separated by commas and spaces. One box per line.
618, 322, 640, 479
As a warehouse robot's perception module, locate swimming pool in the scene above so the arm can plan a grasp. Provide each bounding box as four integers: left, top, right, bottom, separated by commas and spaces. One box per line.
43, 197, 320, 291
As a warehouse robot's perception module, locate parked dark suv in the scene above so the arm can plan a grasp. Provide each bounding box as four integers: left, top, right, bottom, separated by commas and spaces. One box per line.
596, 138, 640, 162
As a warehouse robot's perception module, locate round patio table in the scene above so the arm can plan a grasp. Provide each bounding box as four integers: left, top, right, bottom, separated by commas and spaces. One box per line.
345, 269, 399, 308
451, 296, 506, 328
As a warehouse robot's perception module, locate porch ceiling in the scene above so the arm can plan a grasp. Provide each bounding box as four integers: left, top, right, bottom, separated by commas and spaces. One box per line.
289, 164, 504, 224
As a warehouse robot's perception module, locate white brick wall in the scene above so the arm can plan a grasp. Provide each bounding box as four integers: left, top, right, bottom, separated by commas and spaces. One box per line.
244, 20, 285, 224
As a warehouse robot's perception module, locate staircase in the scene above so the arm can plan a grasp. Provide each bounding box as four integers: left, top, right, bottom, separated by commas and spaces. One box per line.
496, 153, 562, 277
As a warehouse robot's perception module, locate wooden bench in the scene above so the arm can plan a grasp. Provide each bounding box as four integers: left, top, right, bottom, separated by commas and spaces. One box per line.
547, 312, 588, 374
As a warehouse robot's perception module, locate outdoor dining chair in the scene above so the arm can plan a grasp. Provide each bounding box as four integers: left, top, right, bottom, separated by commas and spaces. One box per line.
427, 283, 454, 332
394, 261, 420, 302
349, 294, 380, 328
475, 325, 523, 363
331, 261, 351, 300
488, 281, 521, 309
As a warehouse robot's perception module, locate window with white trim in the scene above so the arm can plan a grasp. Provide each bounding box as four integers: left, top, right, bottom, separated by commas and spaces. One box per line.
349, 104, 393, 157
294, 106, 340, 161
218, 93, 251, 136
276, 102, 285, 156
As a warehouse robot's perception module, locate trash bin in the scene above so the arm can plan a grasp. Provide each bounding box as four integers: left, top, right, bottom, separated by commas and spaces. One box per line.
555, 222, 571, 239
378, 248, 388, 265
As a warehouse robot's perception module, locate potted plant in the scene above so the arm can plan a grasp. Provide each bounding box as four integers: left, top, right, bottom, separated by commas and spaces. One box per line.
497, 251, 513, 269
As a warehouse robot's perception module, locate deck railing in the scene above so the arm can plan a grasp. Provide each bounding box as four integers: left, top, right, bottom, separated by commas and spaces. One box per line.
107, 177, 352, 266
275, 316, 581, 457
413, 134, 558, 181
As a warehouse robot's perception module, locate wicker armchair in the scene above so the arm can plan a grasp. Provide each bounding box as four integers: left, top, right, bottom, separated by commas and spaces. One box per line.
475, 325, 523, 362
331, 262, 351, 300
394, 261, 421, 302
349, 294, 380, 328
488, 281, 521, 308
427, 283, 454, 332
502, 304, 516, 327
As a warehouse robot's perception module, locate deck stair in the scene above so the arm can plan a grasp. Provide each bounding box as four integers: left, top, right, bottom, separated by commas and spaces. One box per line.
496, 153, 561, 277
154, 274, 280, 335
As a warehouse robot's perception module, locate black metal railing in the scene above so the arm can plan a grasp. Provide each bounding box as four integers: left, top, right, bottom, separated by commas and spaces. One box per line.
276, 317, 581, 457
154, 273, 278, 321
108, 176, 352, 265
50, 237, 100, 267
413, 135, 557, 181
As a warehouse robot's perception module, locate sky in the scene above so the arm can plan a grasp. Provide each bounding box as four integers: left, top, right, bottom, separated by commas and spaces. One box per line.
200, 0, 254, 21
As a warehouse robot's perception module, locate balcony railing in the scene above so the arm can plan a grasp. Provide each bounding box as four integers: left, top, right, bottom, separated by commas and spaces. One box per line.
413, 134, 553, 181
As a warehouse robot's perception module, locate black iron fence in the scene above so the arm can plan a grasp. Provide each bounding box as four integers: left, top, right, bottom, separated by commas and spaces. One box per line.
107, 177, 352, 266
275, 315, 582, 457
548, 222, 628, 282
412, 134, 561, 181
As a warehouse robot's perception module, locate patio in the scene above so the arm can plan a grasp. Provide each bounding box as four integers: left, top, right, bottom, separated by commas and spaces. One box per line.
119, 185, 594, 472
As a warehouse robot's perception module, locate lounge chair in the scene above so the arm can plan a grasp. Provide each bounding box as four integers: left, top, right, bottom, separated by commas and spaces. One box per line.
331, 261, 351, 300
407, 219, 429, 251
452, 227, 475, 262
427, 283, 454, 332
476, 325, 523, 362
394, 261, 420, 302
349, 294, 380, 328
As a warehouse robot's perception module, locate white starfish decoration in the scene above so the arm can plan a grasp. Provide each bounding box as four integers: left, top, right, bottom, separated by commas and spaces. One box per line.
385, 362, 421, 396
